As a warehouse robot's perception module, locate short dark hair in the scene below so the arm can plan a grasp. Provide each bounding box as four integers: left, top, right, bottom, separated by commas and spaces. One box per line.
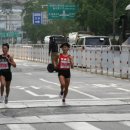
2, 43, 9, 49
60, 43, 70, 48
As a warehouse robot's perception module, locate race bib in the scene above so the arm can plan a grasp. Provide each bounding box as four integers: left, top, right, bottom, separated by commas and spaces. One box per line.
60, 60, 70, 69
0, 62, 9, 69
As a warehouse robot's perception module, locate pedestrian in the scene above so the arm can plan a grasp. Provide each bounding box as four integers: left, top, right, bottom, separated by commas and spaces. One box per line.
0, 43, 16, 104
48, 36, 59, 63
53, 43, 74, 103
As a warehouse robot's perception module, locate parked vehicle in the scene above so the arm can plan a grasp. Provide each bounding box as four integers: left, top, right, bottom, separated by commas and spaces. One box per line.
68, 31, 94, 45
74, 35, 112, 48
44, 35, 66, 45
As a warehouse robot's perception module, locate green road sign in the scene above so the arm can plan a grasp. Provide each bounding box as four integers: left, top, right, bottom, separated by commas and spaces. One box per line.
0, 32, 21, 38
48, 4, 78, 19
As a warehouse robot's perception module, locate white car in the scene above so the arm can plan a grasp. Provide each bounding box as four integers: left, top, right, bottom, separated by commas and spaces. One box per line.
75, 35, 112, 48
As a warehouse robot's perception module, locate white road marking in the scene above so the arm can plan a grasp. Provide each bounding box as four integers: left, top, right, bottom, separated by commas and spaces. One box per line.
14, 86, 22, 88
7, 97, 130, 103
93, 84, 109, 88
72, 86, 80, 88
25, 90, 58, 98
7, 124, 36, 130
121, 121, 130, 127
93, 83, 117, 88
1, 113, 130, 125
70, 87, 100, 99
108, 92, 125, 95
25, 73, 32, 75
117, 88, 130, 92
44, 94, 58, 98
40, 78, 59, 86
25, 90, 38, 96
65, 122, 101, 130
13, 86, 27, 90
30, 85, 40, 89
40, 78, 100, 99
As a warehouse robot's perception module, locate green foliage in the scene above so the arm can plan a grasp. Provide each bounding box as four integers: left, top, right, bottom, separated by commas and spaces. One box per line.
73, 0, 130, 35
23, 0, 130, 43
22, 0, 78, 43
2, 3, 12, 10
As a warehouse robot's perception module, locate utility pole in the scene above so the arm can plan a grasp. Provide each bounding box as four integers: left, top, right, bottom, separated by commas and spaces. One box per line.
113, 0, 116, 40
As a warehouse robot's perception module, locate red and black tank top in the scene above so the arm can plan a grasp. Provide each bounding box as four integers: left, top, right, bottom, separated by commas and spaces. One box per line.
0, 54, 11, 71
58, 54, 71, 70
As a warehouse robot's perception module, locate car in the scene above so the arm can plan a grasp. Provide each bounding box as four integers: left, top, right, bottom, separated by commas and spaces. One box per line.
70, 35, 112, 67
44, 35, 66, 45
75, 35, 112, 48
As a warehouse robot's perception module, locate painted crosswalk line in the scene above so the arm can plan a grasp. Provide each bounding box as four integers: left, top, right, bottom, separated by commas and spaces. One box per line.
65, 122, 102, 130
5, 121, 130, 130
7, 124, 36, 130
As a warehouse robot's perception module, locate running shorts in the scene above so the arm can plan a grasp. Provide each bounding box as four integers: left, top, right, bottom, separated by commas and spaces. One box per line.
0, 70, 12, 81
58, 69, 71, 78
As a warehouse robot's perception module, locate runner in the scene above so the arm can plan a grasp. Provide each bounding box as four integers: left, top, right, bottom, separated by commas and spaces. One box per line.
53, 43, 74, 103
0, 43, 16, 104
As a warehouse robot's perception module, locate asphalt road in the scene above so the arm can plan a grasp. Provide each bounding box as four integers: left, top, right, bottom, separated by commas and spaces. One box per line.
1, 59, 130, 130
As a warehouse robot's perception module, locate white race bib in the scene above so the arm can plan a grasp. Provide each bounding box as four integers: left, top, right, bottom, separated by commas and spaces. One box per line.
0, 62, 9, 69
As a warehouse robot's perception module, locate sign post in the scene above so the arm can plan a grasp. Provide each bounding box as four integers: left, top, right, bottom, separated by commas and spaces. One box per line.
48, 4, 78, 19
32, 12, 43, 25
0, 32, 21, 38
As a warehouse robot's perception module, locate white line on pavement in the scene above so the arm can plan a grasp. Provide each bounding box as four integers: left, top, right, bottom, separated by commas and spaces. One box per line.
25, 73, 32, 75
65, 122, 101, 130
7, 124, 36, 130
7, 97, 130, 103
25, 90, 39, 96
30, 86, 40, 89
40, 78, 59, 86
25, 90, 58, 98
117, 88, 130, 92
92, 83, 117, 88
40, 78, 100, 100
3, 113, 130, 124
70, 88, 100, 100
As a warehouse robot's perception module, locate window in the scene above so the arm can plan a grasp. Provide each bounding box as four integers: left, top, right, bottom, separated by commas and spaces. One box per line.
85, 37, 110, 46
76, 38, 84, 45
53, 36, 66, 44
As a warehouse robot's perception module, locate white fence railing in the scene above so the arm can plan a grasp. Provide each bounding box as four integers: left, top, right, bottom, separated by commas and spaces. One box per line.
5, 44, 130, 79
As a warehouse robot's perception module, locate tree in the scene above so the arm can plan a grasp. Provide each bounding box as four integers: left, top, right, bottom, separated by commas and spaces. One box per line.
22, 0, 79, 43
72, 0, 130, 35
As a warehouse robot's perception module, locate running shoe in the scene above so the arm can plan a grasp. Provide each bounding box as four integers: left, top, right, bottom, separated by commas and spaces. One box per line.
62, 98, 65, 103
4, 96, 8, 104
0, 96, 4, 103
60, 91, 64, 96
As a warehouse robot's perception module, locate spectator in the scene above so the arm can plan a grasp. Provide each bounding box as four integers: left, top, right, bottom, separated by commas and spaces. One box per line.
48, 36, 58, 63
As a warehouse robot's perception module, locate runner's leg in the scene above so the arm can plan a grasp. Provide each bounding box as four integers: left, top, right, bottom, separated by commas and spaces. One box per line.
63, 78, 70, 100
59, 75, 65, 96
5, 81, 11, 97
0, 76, 6, 102
0, 76, 5, 96
4, 81, 11, 104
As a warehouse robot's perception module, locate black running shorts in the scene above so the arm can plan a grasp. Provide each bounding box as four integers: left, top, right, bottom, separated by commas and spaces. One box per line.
58, 69, 71, 78
0, 71, 12, 81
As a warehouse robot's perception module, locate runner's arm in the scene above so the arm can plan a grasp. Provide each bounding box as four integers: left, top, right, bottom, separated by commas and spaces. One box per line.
53, 54, 59, 69
7, 55, 16, 67
69, 56, 74, 68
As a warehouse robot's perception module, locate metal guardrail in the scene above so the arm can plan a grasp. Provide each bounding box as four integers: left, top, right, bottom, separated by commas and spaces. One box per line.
6, 44, 130, 79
